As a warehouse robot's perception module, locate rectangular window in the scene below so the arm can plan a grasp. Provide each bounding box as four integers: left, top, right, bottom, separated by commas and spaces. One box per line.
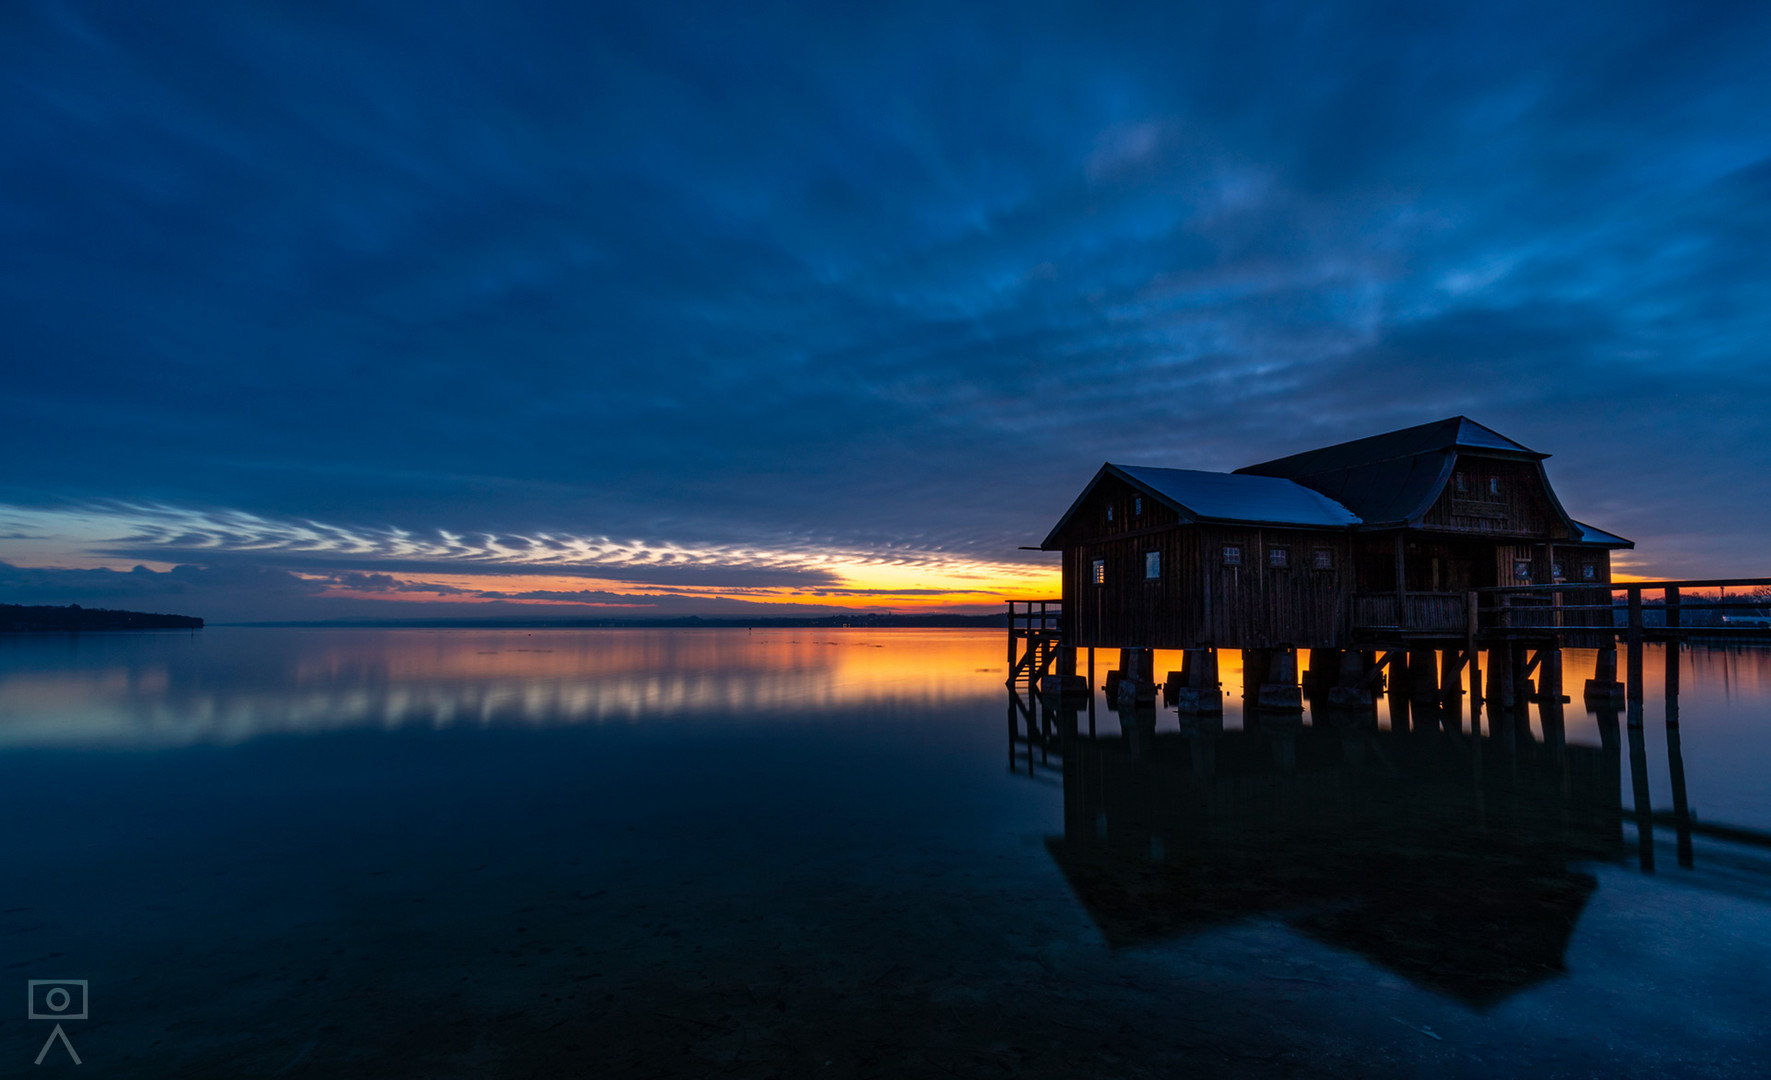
1454, 471, 1468, 494
1144, 551, 1161, 580
1105, 504, 1114, 523
1269, 547, 1290, 569
1552, 563, 1565, 581
1091, 559, 1105, 585
1312, 548, 1334, 570
1489, 476, 1503, 497
1583, 564, 1597, 582
1514, 560, 1532, 580
1133, 496, 1143, 516
1222, 545, 1242, 567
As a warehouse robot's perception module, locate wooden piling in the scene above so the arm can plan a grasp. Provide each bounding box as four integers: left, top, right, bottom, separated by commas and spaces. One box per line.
1408, 649, 1439, 703
1535, 644, 1565, 751
1256, 645, 1304, 712
1626, 719, 1655, 871
1666, 643, 1691, 868
1485, 641, 1514, 709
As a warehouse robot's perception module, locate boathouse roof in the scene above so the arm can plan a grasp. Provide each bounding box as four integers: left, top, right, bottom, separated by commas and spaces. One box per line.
1570, 520, 1633, 548
1040, 418, 1633, 549
1039, 464, 1361, 548
1235, 416, 1562, 529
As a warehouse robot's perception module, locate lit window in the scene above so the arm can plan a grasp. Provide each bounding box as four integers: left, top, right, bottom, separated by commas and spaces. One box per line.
1145, 551, 1160, 579
1454, 472, 1468, 494
1106, 504, 1114, 522
1489, 477, 1502, 497
1222, 545, 1242, 567
1312, 548, 1334, 570
1091, 559, 1105, 585
1552, 563, 1564, 580
1514, 560, 1532, 580
1583, 564, 1597, 582
1269, 547, 1290, 569
1133, 496, 1143, 515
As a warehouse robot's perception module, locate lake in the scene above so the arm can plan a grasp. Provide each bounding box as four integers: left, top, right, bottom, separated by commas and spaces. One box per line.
2, 628, 1768, 1077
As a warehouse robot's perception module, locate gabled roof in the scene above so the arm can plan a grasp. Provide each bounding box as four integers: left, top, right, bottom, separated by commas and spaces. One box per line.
1238, 417, 1543, 480
1039, 464, 1360, 549
1235, 416, 1558, 528
1570, 520, 1634, 549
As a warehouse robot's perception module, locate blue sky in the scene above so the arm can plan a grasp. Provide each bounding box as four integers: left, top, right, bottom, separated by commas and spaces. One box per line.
3, 1, 1769, 620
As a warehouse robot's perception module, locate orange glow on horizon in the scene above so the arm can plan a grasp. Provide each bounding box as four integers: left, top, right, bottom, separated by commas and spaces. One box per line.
310, 557, 1063, 613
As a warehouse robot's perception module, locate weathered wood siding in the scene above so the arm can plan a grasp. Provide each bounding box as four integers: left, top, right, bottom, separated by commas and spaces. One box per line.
1419, 456, 1570, 539
1065, 523, 1354, 650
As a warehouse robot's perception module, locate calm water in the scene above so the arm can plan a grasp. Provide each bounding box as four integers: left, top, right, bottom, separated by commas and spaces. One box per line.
1, 628, 1768, 1077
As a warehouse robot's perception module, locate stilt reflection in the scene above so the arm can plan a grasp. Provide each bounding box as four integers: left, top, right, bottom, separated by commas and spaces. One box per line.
1029, 696, 1623, 1008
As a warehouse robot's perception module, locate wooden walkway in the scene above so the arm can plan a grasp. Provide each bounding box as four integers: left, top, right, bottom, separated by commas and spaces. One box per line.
1361, 576, 1771, 646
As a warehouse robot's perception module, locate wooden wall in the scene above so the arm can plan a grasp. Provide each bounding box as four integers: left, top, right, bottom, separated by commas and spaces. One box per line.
1419, 455, 1571, 539
1051, 466, 1618, 647
1065, 523, 1354, 650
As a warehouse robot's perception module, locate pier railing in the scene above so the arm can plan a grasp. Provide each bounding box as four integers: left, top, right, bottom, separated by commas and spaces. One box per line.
1476, 578, 1771, 640
1353, 592, 1468, 633
1006, 599, 1064, 687
1351, 578, 1771, 641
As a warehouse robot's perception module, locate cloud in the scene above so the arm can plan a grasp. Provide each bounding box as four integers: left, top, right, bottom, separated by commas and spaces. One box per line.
0, 0, 1768, 598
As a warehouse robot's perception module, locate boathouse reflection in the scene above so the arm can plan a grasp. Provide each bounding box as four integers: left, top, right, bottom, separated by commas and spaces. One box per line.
1019, 695, 1628, 1007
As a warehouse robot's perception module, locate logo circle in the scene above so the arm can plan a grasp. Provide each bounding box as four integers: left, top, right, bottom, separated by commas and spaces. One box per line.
45, 987, 70, 1013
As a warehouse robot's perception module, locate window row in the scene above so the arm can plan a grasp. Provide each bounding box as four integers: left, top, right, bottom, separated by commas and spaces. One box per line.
1089, 546, 1337, 583
1221, 545, 1335, 570
1103, 495, 1146, 524
1453, 472, 1505, 498
1514, 560, 1601, 582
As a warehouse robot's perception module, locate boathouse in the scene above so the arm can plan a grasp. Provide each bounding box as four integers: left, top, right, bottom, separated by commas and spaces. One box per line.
1039, 418, 1631, 651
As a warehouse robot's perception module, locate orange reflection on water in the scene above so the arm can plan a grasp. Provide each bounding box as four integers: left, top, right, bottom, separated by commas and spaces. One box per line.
0, 628, 1015, 747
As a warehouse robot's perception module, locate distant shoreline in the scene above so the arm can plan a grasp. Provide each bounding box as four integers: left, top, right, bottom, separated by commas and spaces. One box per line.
1, 603, 204, 631
220, 614, 1010, 630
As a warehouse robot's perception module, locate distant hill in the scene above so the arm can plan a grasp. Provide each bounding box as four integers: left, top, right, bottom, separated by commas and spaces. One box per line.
1, 603, 204, 631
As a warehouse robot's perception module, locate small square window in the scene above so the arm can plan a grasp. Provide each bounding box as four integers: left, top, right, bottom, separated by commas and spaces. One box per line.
1454, 471, 1468, 494
1552, 563, 1564, 581
1144, 551, 1161, 580
1091, 559, 1105, 585
1269, 547, 1290, 569
1514, 560, 1532, 580
1133, 496, 1143, 515
1489, 477, 1502, 497
1583, 564, 1597, 582
1312, 548, 1334, 570
1222, 545, 1242, 567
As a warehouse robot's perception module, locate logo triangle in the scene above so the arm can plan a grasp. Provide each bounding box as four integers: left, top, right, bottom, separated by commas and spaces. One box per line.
34, 1023, 82, 1065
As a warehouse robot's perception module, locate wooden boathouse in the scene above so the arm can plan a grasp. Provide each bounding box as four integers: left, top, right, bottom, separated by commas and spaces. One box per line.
1040, 417, 1631, 651
1012, 417, 1648, 713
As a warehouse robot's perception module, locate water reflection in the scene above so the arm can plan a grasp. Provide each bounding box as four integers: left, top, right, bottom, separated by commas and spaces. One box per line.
1039, 713, 1619, 1007
1013, 641, 1771, 1008
0, 628, 1004, 746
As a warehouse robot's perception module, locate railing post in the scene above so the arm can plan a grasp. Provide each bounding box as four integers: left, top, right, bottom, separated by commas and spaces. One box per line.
1394, 534, 1408, 630
1666, 586, 1680, 631
1626, 586, 1645, 728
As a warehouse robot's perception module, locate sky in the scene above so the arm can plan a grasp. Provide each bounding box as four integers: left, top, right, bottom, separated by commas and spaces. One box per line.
3, 0, 1770, 622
